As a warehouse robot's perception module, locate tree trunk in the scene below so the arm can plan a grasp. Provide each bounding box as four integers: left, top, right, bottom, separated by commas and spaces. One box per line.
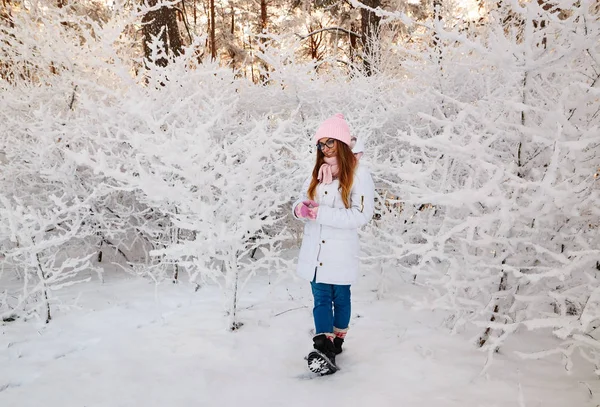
225, 254, 242, 330
258, 0, 270, 83
517, 72, 528, 178
260, 0, 267, 33
142, 0, 184, 67
478, 270, 508, 347
349, 22, 358, 64
172, 207, 181, 283
360, 0, 381, 76
35, 253, 52, 324
249, 33, 255, 82
166, 6, 183, 55
432, 0, 443, 64
194, 0, 197, 26
210, 0, 216, 60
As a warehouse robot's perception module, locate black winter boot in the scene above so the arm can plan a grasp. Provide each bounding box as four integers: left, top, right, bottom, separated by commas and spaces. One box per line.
333, 336, 344, 355
307, 334, 338, 375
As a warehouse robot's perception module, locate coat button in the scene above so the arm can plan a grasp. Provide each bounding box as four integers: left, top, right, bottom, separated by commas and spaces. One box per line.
319, 262, 323, 266
325, 191, 328, 195
322, 240, 325, 244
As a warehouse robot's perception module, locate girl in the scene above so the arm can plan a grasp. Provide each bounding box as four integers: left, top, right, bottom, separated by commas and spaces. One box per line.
292, 114, 374, 375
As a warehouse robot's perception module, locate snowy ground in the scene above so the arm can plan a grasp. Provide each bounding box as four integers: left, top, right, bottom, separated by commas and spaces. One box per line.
1, 268, 599, 407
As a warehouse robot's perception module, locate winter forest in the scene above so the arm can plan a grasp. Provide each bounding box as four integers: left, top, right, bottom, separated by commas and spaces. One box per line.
1, 0, 599, 405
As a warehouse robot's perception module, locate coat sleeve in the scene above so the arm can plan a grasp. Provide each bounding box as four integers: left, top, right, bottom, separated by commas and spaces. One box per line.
291, 176, 312, 221
316, 166, 375, 229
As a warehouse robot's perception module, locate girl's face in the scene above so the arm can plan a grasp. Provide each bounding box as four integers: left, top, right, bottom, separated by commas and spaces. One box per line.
318, 138, 337, 158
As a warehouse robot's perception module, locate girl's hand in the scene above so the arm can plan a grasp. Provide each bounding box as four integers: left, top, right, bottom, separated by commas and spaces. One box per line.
296, 203, 312, 219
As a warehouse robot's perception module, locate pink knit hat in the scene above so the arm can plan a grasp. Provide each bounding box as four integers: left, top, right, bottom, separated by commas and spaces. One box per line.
314, 113, 352, 146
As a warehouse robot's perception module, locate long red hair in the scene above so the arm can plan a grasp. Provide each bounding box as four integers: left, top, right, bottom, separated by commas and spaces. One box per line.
307, 141, 357, 208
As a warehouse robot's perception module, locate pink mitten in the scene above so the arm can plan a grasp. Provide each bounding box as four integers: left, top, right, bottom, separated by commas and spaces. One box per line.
294, 203, 304, 218
299, 204, 312, 218
308, 206, 319, 220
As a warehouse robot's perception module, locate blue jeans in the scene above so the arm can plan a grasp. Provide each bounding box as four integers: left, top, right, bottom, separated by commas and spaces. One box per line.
310, 280, 351, 335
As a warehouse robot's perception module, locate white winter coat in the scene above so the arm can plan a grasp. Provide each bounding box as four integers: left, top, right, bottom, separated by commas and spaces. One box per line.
292, 165, 375, 285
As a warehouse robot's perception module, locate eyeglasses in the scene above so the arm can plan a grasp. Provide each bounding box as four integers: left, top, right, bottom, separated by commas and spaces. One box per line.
316, 139, 336, 151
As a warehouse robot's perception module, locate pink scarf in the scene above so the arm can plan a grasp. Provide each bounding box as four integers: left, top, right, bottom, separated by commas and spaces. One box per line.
317, 156, 339, 185
317, 153, 363, 185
